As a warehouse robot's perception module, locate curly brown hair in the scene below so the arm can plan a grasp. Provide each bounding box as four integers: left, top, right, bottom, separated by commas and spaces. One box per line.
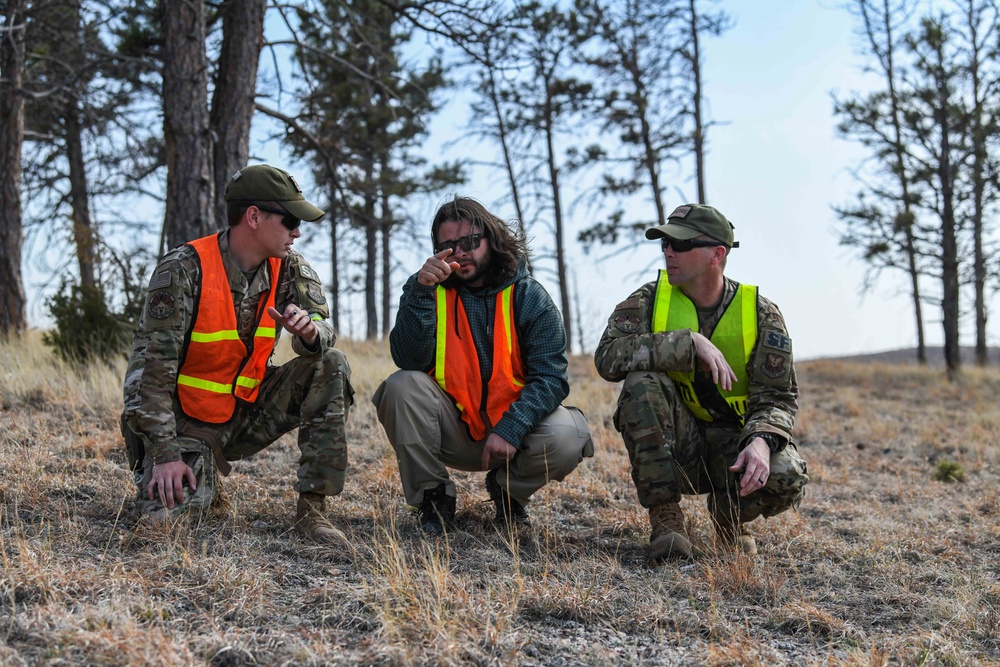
431, 196, 529, 284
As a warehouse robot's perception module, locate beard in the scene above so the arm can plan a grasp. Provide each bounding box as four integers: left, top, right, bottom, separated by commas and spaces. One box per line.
444, 253, 494, 288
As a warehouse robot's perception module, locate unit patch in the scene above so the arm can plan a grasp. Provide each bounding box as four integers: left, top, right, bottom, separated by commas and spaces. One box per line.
762, 352, 787, 379
307, 283, 325, 304
299, 264, 315, 280
148, 291, 176, 320
762, 329, 792, 354
613, 313, 641, 334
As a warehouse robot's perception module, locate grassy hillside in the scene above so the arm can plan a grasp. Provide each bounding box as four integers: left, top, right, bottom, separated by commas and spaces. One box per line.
1, 334, 998, 666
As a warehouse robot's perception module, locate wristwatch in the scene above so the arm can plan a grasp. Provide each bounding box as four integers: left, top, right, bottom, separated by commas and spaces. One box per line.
754, 432, 785, 453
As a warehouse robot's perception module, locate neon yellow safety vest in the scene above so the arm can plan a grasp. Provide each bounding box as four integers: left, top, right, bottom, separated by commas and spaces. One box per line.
651, 270, 757, 424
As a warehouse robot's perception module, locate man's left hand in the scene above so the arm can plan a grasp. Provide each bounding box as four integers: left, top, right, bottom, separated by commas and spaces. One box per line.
268, 304, 318, 347
730, 437, 771, 497
481, 433, 518, 471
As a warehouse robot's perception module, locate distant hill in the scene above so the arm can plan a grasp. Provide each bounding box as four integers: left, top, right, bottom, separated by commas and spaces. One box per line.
808, 345, 1000, 367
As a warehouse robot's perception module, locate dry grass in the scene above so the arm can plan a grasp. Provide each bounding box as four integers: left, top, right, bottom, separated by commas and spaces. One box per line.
2, 333, 999, 665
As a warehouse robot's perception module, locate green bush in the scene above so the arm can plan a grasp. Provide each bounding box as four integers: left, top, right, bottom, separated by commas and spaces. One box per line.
934, 460, 967, 483
43, 282, 134, 365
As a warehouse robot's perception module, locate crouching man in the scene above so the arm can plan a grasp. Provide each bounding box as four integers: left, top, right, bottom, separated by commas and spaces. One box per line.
595, 204, 808, 561
374, 197, 593, 535
121, 164, 354, 545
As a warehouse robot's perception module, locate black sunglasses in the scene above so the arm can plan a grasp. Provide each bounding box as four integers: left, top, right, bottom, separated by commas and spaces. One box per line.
661, 238, 731, 252
434, 233, 483, 255
256, 204, 301, 231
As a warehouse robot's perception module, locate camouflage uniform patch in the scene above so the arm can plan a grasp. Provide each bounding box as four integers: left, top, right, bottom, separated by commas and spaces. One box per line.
147, 291, 175, 319
613, 313, 640, 333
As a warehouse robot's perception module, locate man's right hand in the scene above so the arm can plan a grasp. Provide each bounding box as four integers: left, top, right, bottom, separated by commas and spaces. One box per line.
691, 331, 738, 391
417, 248, 461, 286
147, 460, 197, 509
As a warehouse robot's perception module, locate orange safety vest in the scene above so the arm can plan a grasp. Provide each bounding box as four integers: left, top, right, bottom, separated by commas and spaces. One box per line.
432, 285, 524, 440
176, 234, 282, 424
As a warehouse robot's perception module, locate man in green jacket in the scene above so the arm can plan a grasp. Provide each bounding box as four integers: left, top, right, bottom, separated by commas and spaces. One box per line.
374, 197, 593, 535
595, 204, 808, 561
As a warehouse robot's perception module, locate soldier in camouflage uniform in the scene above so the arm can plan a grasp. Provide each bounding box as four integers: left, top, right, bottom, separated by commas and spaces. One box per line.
121, 165, 354, 545
595, 204, 808, 562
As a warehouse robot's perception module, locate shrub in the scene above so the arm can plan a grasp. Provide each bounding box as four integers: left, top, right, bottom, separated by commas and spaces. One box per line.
934, 460, 967, 483
43, 282, 134, 365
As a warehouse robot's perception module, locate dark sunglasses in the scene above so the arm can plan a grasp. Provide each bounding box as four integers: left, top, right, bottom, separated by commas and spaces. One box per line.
256, 204, 301, 231
434, 233, 483, 255
661, 238, 730, 252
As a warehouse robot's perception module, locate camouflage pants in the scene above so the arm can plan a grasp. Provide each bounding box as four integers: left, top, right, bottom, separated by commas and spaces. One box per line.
614, 371, 808, 520
131, 347, 354, 517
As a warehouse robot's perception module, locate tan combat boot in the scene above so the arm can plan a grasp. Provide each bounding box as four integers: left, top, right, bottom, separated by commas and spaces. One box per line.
295, 492, 347, 545
709, 493, 757, 556
648, 502, 693, 562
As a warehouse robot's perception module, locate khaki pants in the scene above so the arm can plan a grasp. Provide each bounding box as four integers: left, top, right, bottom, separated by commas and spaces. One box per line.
373, 370, 593, 507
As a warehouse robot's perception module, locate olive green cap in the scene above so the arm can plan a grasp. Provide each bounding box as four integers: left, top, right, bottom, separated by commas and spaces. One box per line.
224, 164, 325, 222
644, 204, 738, 248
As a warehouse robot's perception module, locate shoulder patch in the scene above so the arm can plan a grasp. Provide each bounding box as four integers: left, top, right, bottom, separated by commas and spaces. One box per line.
762, 328, 792, 354
307, 283, 325, 304
762, 352, 787, 379
613, 313, 640, 334
148, 272, 171, 290
299, 264, 317, 281
147, 291, 176, 320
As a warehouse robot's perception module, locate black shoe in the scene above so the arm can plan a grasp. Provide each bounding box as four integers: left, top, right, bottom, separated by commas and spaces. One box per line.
418, 483, 456, 536
485, 469, 529, 527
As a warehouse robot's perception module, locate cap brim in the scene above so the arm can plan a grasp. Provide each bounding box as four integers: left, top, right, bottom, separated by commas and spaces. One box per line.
281, 199, 325, 222
644, 222, 702, 241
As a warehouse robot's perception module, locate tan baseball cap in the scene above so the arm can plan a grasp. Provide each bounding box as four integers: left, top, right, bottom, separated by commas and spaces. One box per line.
645, 204, 738, 248
224, 164, 325, 222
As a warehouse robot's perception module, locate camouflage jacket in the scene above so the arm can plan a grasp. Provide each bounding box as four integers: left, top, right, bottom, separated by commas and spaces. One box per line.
122, 230, 335, 464
594, 276, 797, 450
389, 258, 569, 449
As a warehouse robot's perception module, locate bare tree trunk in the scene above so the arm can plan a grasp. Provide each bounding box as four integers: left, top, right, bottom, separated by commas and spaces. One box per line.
381, 187, 392, 338
162, 0, 214, 250
327, 182, 340, 333
872, 0, 926, 364
65, 97, 97, 290
0, 0, 27, 334
689, 0, 706, 204
363, 161, 378, 339
210, 0, 265, 227
961, 0, 992, 366
935, 63, 960, 380
483, 58, 532, 273
631, 74, 668, 226
543, 93, 573, 349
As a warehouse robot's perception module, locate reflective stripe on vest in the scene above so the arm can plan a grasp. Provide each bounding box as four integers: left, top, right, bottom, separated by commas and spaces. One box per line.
176, 234, 282, 424
432, 285, 524, 440
651, 270, 757, 424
